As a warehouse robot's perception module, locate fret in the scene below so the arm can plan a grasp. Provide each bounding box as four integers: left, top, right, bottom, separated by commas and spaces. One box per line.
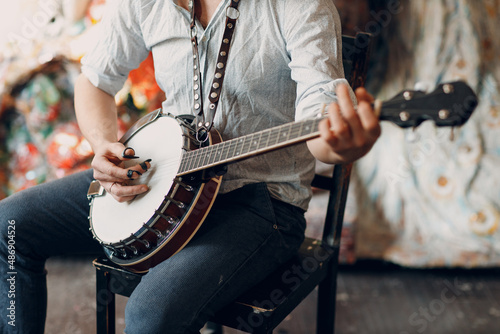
276, 124, 286, 145
302, 119, 315, 137
241, 134, 253, 156
202, 146, 211, 167
183, 151, 193, 173
179, 155, 186, 174
288, 122, 300, 142
249, 131, 261, 154
220, 140, 229, 162
211, 143, 223, 165
222, 139, 234, 162
229, 137, 239, 159
181, 151, 192, 174
281, 123, 292, 145
269, 126, 280, 147
205, 146, 215, 166
259, 129, 270, 152
205, 146, 213, 166
294, 121, 305, 139
196, 146, 207, 169
234, 137, 245, 157
192, 148, 201, 171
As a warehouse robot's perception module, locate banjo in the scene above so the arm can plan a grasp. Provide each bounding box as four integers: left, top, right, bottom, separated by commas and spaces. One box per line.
87, 81, 478, 273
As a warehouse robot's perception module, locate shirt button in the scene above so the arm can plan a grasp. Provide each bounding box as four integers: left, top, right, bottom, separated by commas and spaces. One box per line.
202, 36, 207, 42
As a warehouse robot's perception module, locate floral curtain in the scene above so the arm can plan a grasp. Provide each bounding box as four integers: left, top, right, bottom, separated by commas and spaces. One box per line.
349, 0, 500, 267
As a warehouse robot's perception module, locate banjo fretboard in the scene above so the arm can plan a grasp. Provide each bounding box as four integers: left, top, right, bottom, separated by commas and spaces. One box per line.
178, 116, 324, 175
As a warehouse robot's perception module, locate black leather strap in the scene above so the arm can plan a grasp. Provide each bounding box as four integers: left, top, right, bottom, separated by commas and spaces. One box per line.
189, 0, 240, 139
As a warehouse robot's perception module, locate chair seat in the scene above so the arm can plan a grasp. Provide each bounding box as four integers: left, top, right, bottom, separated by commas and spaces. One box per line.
93, 237, 336, 333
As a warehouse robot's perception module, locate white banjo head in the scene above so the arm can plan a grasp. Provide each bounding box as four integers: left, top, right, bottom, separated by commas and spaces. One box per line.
90, 115, 184, 244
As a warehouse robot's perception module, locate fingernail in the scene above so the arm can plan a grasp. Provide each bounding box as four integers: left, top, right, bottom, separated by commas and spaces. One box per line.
122, 147, 139, 159
140, 159, 152, 171
127, 170, 143, 180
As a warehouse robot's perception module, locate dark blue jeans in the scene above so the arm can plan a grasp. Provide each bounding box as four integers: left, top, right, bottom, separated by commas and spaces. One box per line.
0, 169, 306, 333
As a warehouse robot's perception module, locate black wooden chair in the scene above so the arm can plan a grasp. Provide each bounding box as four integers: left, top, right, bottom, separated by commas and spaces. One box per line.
93, 32, 373, 334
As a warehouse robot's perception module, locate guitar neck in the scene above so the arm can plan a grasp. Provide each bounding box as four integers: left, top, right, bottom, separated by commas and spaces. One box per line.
177, 115, 325, 175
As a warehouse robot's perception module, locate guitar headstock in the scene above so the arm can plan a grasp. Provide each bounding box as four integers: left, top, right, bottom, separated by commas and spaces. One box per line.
378, 81, 478, 128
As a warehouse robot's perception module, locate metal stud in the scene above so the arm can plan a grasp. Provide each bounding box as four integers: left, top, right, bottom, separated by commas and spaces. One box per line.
399, 111, 410, 122
443, 84, 454, 94
439, 109, 450, 120
213, 83, 220, 89
211, 92, 218, 99
403, 91, 413, 101
217, 62, 224, 69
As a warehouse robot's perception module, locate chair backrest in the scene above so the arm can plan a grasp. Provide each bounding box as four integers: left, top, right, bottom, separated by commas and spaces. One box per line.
311, 32, 373, 249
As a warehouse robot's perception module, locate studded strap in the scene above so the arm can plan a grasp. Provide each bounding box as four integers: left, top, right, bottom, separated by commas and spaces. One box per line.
189, 0, 240, 139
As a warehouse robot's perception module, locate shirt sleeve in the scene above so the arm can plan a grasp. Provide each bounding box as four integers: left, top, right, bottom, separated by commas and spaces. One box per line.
283, 0, 356, 121
81, 0, 150, 96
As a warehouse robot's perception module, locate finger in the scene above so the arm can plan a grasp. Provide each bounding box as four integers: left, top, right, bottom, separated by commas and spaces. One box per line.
357, 100, 381, 140
354, 87, 380, 140
93, 169, 127, 183
355, 87, 375, 103
336, 84, 364, 139
139, 159, 152, 172
103, 181, 149, 203
318, 117, 338, 147
92, 154, 130, 181
125, 159, 153, 180
105, 143, 139, 161
327, 102, 351, 141
336, 84, 356, 116
95, 160, 152, 183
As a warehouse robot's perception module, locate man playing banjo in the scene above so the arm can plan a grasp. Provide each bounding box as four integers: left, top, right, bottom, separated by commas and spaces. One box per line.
0, 0, 380, 333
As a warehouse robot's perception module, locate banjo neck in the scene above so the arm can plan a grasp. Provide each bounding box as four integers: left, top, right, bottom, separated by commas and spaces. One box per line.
177, 80, 477, 176
177, 115, 323, 176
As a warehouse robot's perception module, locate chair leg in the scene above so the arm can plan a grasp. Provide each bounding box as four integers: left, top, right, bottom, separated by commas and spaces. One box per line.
96, 269, 116, 334
316, 259, 339, 334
